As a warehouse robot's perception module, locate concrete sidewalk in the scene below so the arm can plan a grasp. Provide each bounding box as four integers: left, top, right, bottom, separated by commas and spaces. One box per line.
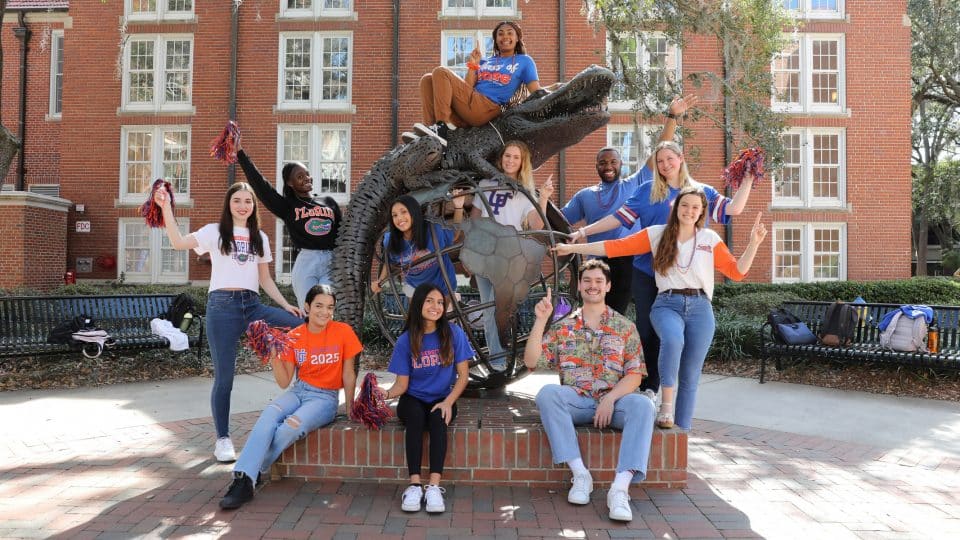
2, 372, 959, 538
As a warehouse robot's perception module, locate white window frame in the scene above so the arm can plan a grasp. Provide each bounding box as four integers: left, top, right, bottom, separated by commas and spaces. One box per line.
778, 0, 844, 20
124, 0, 194, 22
121, 34, 194, 113
440, 30, 495, 79
772, 222, 846, 283
277, 32, 353, 111
118, 218, 190, 283
442, 0, 517, 18
279, 0, 353, 19
606, 124, 663, 178
607, 32, 682, 111
772, 33, 845, 114
772, 127, 845, 209
119, 125, 191, 204
48, 30, 64, 118
274, 123, 351, 279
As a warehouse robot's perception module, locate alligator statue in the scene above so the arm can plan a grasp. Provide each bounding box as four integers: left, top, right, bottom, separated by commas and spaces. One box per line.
331, 65, 616, 343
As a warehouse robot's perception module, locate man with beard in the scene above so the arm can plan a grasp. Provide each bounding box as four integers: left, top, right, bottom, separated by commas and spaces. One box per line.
523, 259, 654, 522
561, 95, 698, 314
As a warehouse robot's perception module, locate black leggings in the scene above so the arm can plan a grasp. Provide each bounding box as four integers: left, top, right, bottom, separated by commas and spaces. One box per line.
599, 255, 634, 316
396, 394, 458, 476
632, 271, 661, 392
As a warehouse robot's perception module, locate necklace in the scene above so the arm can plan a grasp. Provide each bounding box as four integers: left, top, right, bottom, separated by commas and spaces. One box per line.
594, 181, 621, 212
675, 229, 698, 274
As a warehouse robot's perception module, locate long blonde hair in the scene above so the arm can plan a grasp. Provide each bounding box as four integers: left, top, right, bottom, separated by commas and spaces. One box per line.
650, 141, 695, 203
498, 140, 536, 196
652, 187, 708, 276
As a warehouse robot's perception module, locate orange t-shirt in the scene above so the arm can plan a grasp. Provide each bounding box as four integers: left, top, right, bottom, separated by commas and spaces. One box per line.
281, 321, 363, 390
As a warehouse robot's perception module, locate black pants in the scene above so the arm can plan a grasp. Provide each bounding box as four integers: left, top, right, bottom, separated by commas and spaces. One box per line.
396, 394, 458, 476
599, 255, 634, 316
632, 271, 660, 392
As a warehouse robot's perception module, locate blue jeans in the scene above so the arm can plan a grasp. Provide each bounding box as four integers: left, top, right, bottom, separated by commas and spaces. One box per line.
650, 292, 715, 430
234, 381, 338, 481
535, 384, 655, 482
205, 289, 305, 437
476, 275, 507, 368
632, 271, 660, 392
291, 248, 333, 308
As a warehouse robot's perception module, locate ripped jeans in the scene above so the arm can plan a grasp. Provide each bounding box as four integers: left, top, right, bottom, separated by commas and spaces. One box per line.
233, 380, 339, 481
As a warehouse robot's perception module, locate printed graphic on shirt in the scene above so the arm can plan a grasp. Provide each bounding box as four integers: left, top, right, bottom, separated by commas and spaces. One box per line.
696, 243, 713, 254
412, 348, 443, 369
295, 206, 335, 237
396, 245, 440, 274
233, 234, 253, 265
486, 191, 515, 216
294, 345, 342, 366
478, 59, 520, 85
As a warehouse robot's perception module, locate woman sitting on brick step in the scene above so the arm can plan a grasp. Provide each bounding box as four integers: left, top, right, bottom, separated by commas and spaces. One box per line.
219, 284, 361, 510
383, 283, 474, 514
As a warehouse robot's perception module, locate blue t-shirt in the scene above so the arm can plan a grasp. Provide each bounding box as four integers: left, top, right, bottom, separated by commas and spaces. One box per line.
561, 165, 652, 242
474, 54, 539, 105
388, 323, 475, 403
383, 223, 458, 295
614, 180, 731, 276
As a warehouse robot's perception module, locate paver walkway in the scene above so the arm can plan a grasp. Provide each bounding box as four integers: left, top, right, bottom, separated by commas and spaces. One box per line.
1, 375, 959, 539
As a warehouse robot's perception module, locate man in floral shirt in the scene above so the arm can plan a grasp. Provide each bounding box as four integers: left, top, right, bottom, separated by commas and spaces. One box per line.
523, 259, 656, 522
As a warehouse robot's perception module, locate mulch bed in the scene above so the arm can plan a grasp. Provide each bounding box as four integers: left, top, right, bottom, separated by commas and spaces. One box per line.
3, 349, 958, 402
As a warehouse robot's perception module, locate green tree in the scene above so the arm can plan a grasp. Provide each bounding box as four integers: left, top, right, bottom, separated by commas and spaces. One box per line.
0, 0, 23, 188
583, 0, 792, 167
910, 0, 960, 110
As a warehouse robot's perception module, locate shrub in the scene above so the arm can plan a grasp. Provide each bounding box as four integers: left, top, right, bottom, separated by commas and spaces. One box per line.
714, 290, 804, 317
943, 251, 960, 277
709, 309, 762, 362
713, 277, 960, 306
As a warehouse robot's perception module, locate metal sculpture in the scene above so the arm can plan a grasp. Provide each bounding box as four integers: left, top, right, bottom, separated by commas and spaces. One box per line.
332, 65, 616, 391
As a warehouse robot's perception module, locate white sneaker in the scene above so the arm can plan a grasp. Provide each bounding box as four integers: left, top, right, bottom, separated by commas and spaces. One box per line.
214, 437, 236, 463
607, 488, 633, 521
401, 484, 423, 512
401, 132, 417, 143
424, 484, 446, 513
567, 472, 593, 505
413, 122, 447, 146
643, 388, 658, 405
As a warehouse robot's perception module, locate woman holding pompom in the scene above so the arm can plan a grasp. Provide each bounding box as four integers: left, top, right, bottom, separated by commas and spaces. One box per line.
154, 183, 304, 463
219, 284, 361, 511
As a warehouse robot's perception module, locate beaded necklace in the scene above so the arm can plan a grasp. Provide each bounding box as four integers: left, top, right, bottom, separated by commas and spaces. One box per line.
675, 229, 698, 275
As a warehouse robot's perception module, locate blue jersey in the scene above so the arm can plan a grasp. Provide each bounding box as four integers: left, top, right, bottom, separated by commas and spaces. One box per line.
614, 180, 732, 276
388, 324, 474, 403
561, 165, 653, 242
383, 223, 457, 295
475, 54, 538, 105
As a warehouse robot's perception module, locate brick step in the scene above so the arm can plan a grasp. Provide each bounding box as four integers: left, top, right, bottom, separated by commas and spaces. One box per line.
275, 393, 687, 488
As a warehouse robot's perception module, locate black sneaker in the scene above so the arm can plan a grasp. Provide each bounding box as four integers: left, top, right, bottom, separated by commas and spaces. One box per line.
219, 473, 254, 510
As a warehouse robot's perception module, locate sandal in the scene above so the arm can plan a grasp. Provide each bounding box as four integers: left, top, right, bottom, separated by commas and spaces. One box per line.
656, 403, 675, 429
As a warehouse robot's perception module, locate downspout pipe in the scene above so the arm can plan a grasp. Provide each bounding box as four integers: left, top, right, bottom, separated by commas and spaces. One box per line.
556, 0, 566, 203
227, 2, 240, 185
391, 0, 399, 148
14, 10, 30, 191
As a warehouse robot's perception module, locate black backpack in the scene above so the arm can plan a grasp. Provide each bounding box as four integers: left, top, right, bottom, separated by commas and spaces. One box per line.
47, 315, 95, 345
767, 307, 801, 344
166, 293, 199, 330
818, 301, 859, 346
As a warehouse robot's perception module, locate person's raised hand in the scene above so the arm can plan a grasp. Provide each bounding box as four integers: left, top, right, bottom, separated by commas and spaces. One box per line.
534, 287, 554, 321
152, 187, 170, 209
469, 45, 482, 65
750, 212, 767, 246
540, 174, 554, 201
669, 94, 700, 117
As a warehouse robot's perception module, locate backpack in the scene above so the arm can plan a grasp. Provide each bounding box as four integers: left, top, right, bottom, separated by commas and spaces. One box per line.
879, 311, 928, 352
767, 307, 816, 345
166, 293, 199, 330
47, 315, 95, 345
818, 301, 859, 346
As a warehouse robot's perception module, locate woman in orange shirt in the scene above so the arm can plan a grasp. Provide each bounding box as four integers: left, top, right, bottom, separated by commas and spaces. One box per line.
219, 284, 362, 510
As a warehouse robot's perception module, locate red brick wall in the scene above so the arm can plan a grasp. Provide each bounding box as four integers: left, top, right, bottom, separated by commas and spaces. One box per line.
7, 0, 911, 286
0, 193, 69, 290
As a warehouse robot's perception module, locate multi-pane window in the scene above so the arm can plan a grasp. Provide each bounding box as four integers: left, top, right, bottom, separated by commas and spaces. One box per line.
120, 126, 190, 203
607, 125, 663, 177
772, 34, 844, 113
443, 0, 516, 17
125, 0, 193, 21
773, 128, 844, 208
119, 219, 189, 283
608, 33, 681, 108
123, 35, 193, 112
779, 0, 843, 19
49, 31, 64, 117
773, 223, 845, 282
278, 33, 352, 110
275, 124, 350, 279
441, 31, 495, 79
280, 0, 352, 18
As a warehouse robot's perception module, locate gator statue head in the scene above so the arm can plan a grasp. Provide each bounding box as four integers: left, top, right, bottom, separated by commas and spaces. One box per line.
442, 65, 616, 179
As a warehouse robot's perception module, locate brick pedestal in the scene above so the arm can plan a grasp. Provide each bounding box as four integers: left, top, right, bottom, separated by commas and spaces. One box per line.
0, 191, 71, 291
276, 393, 687, 488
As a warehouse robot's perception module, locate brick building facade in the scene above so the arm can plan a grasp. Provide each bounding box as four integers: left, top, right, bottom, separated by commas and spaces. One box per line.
1, 0, 912, 289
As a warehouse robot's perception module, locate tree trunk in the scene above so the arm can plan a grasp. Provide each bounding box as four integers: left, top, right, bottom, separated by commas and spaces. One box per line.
0, 0, 23, 187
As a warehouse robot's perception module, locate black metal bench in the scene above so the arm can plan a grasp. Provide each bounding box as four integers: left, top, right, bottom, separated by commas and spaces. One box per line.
759, 301, 960, 383
0, 294, 204, 360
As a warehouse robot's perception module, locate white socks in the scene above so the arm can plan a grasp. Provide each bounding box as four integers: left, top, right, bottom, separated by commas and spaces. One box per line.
568, 458, 588, 476
611, 471, 634, 492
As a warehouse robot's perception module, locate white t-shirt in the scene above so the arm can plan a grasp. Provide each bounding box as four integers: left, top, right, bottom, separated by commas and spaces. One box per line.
646, 225, 725, 300
477, 179, 535, 231
191, 224, 272, 292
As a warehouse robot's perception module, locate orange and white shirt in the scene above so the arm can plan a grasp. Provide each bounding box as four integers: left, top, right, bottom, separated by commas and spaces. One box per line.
281, 321, 363, 390
605, 225, 745, 300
